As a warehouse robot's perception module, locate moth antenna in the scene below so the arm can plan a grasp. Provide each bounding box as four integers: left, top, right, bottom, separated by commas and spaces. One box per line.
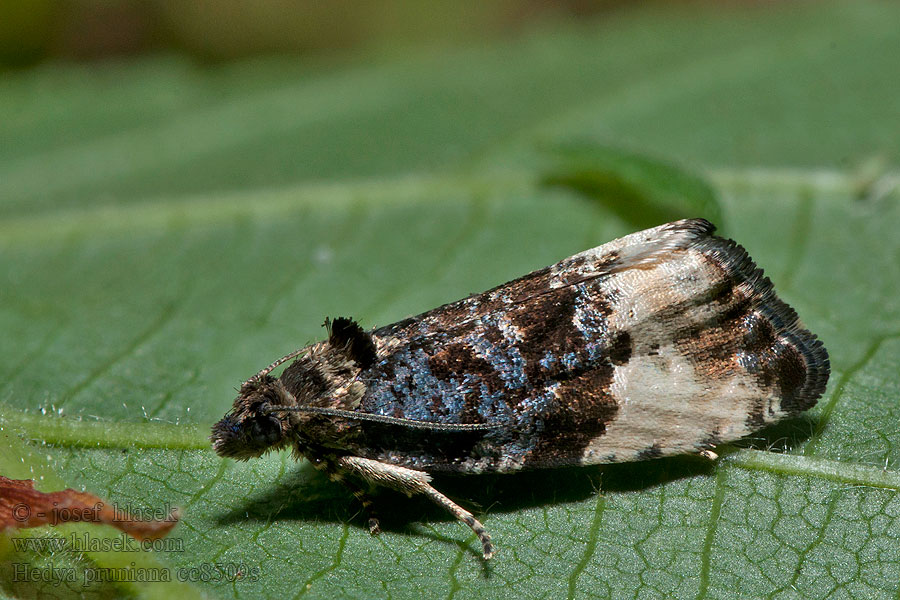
264, 404, 500, 432
246, 347, 308, 384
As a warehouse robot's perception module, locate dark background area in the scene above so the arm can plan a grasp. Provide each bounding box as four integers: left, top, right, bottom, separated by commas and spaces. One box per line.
4, 0, 633, 66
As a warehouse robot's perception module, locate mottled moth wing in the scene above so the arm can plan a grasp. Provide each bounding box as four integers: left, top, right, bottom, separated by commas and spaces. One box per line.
211, 217, 830, 560
346, 218, 828, 472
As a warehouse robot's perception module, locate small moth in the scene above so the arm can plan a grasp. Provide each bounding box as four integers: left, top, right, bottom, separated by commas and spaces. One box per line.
211, 218, 829, 559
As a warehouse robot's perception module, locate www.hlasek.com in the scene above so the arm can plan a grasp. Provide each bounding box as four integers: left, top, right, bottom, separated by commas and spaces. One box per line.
13, 562, 261, 585
11, 532, 184, 554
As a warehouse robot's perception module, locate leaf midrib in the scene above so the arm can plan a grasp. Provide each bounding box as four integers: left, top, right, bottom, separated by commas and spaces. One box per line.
2, 167, 895, 248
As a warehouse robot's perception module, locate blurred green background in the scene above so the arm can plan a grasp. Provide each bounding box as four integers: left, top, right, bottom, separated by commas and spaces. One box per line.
3, 2, 900, 599
3, 0, 620, 65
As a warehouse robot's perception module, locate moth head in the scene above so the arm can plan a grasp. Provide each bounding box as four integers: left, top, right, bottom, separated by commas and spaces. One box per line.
210, 376, 292, 460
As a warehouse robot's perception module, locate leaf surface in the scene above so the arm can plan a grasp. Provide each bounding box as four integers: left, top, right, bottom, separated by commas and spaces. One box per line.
2, 2, 900, 598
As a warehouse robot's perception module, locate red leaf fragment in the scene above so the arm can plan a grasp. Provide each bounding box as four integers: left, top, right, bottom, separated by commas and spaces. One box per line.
0, 475, 178, 541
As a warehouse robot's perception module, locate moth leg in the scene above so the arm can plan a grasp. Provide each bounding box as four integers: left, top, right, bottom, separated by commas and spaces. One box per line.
336, 455, 494, 559
308, 454, 381, 534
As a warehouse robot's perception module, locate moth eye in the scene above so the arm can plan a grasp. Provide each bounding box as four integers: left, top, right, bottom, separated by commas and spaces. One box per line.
249, 415, 283, 445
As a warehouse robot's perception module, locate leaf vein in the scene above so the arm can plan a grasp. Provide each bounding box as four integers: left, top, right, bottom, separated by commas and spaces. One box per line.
566, 488, 607, 600
696, 466, 727, 599
803, 332, 900, 456
56, 301, 180, 407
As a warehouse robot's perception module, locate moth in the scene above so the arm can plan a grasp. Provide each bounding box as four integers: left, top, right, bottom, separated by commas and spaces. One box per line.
211, 218, 829, 559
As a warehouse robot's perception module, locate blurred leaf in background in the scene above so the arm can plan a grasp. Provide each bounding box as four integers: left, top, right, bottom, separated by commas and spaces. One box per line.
2, 1, 900, 599
0, 0, 611, 64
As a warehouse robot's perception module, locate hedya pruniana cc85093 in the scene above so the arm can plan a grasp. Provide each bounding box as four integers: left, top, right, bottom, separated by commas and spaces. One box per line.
211, 218, 829, 559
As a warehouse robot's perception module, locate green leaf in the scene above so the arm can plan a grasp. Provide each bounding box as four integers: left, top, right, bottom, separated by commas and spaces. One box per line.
3, 2, 900, 599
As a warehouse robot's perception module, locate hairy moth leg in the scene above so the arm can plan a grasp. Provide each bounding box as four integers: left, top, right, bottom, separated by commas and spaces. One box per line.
336, 455, 494, 559
308, 453, 381, 534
